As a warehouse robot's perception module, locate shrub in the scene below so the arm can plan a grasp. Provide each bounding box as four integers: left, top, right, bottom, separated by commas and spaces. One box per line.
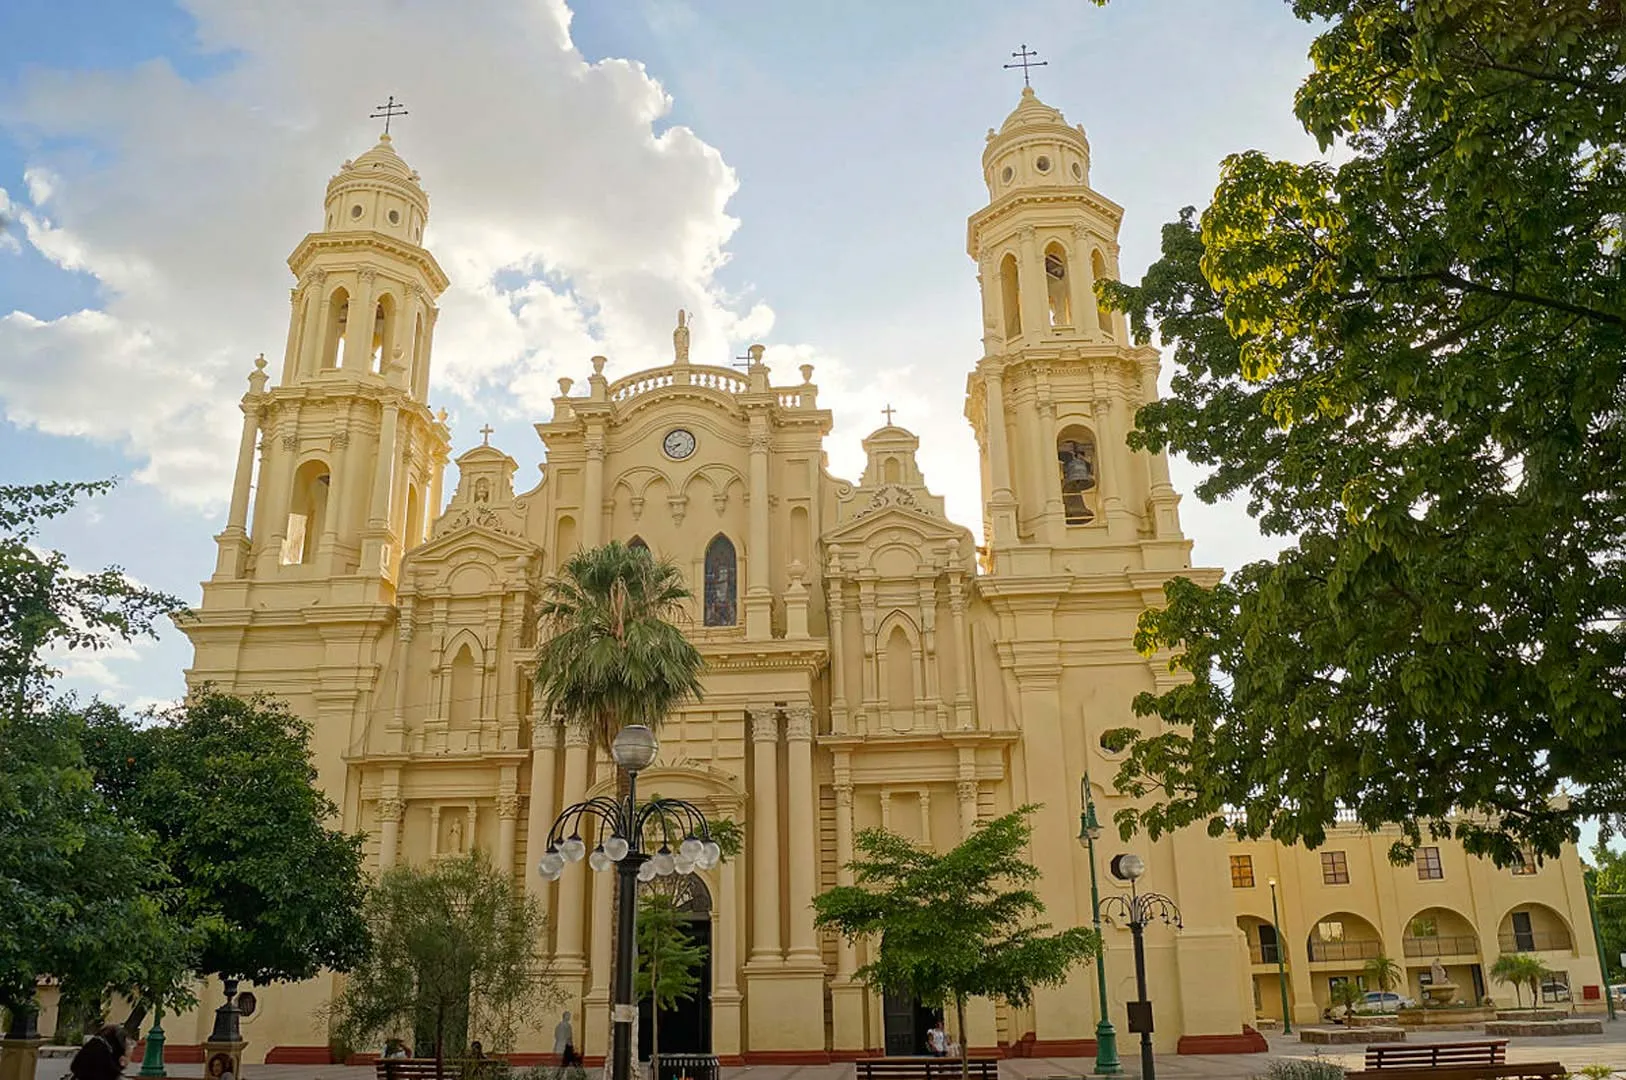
1259, 1058, 1347, 1080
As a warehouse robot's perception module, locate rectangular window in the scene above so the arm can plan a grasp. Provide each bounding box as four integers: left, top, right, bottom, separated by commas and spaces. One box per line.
1321, 850, 1350, 885
1317, 920, 1346, 942
1409, 916, 1438, 938
1230, 855, 1255, 888
1512, 849, 1539, 875
1417, 846, 1444, 880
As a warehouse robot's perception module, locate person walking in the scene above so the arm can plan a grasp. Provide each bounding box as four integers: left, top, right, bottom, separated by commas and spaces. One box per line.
926, 1020, 948, 1058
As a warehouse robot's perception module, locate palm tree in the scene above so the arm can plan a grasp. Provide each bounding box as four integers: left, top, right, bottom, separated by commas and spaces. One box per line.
532, 541, 705, 1076
1329, 979, 1364, 1022
1490, 953, 1551, 1010
1363, 953, 1402, 1000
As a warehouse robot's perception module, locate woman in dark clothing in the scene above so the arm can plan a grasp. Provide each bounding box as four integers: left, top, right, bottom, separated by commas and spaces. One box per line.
69, 1025, 127, 1080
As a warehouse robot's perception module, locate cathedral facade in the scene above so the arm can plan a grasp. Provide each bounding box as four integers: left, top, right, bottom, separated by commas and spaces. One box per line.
178, 89, 1608, 1065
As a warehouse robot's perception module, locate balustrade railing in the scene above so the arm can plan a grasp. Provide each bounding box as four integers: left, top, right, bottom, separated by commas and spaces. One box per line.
1402, 934, 1481, 957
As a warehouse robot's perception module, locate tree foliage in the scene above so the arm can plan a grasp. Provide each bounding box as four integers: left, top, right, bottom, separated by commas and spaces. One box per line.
0, 480, 189, 1019
1588, 844, 1626, 986
1362, 953, 1402, 996
1100, 0, 1626, 864
533, 541, 705, 756
84, 690, 369, 985
331, 852, 554, 1063
814, 807, 1098, 1079
634, 892, 706, 1078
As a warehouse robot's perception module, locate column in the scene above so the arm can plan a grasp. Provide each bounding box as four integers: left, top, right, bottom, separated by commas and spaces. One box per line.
255, 431, 302, 575
948, 572, 973, 730
747, 706, 782, 963
582, 853, 615, 1052
292, 271, 326, 379
784, 705, 819, 964
827, 567, 850, 734
712, 851, 743, 1056
919, 787, 934, 847
497, 791, 520, 875
1017, 227, 1047, 339
1093, 396, 1134, 539
833, 781, 858, 977
957, 779, 979, 840
830, 774, 866, 1052
982, 365, 1018, 548
226, 395, 263, 533
378, 795, 405, 870
583, 431, 605, 547
365, 400, 401, 573
428, 443, 447, 531
1072, 224, 1100, 337
343, 269, 377, 371
386, 612, 413, 752
744, 420, 772, 638
554, 726, 592, 969
317, 411, 354, 571
524, 719, 560, 914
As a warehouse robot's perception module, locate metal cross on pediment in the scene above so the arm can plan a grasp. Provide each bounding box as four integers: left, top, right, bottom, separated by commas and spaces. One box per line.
1004, 44, 1047, 88
370, 95, 409, 135
882, 404, 897, 425
479, 424, 494, 446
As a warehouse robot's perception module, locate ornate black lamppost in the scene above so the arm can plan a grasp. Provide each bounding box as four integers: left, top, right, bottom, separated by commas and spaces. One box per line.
535, 725, 722, 1080
1098, 854, 1181, 1080
1076, 777, 1121, 1075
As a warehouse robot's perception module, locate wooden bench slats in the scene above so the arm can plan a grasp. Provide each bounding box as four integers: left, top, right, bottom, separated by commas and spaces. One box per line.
377, 1059, 494, 1080
857, 1057, 999, 1080
1366, 1040, 1509, 1068
1346, 1065, 1566, 1080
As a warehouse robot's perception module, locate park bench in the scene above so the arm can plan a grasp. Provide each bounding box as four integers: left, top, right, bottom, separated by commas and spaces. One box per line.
376, 1058, 498, 1080
1344, 1041, 1565, 1080
856, 1056, 1000, 1080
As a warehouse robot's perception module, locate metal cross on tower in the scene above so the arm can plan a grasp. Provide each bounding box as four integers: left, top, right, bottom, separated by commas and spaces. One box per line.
479, 424, 494, 446
370, 95, 409, 135
1004, 44, 1047, 88
882, 404, 897, 425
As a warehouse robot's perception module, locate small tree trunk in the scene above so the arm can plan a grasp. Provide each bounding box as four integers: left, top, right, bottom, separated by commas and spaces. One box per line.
650, 979, 660, 1080
435, 1002, 446, 1080
956, 994, 969, 1080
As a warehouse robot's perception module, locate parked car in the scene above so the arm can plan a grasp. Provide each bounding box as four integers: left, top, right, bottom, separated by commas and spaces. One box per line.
1610, 984, 1626, 1007
1539, 978, 1570, 1003
1324, 990, 1417, 1021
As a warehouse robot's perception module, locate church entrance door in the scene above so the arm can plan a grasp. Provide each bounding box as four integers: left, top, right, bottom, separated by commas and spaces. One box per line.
882, 993, 936, 1056
638, 877, 713, 1059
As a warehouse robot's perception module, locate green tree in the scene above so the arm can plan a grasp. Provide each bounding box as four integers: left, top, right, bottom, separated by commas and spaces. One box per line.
331, 852, 554, 1073
1362, 954, 1402, 998
634, 892, 706, 1080
1329, 978, 1364, 1020
1098, 0, 1626, 865
84, 690, 369, 1012
1590, 843, 1626, 988
1490, 953, 1552, 1011
814, 807, 1098, 1080
532, 541, 705, 1072
0, 480, 188, 1028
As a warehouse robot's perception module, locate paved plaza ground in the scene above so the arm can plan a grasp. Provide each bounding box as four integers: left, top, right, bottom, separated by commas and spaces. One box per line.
28, 1022, 1626, 1080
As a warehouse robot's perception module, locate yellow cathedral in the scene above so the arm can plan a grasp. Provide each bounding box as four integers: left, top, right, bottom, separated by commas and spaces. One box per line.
174, 88, 1609, 1065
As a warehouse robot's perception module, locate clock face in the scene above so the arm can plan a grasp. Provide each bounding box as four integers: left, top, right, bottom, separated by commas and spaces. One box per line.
663, 428, 697, 460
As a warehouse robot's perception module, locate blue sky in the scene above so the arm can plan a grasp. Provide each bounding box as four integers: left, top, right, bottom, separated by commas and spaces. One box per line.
0, 0, 1323, 707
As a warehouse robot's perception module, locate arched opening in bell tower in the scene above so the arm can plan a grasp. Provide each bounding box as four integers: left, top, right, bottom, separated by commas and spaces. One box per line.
1057, 426, 1098, 525
1091, 250, 1114, 341
371, 293, 397, 374
282, 460, 332, 565
1044, 243, 1072, 327
322, 287, 351, 370
402, 483, 423, 553
410, 312, 426, 392
999, 253, 1022, 339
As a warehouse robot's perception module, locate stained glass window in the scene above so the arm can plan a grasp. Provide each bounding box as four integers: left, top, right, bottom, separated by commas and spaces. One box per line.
704, 534, 737, 627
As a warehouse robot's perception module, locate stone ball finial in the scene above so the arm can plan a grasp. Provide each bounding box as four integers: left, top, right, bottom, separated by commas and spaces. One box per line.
558, 377, 574, 396
799, 363, 814, 384
788, 558, 806, 582
253, 353, 267, 370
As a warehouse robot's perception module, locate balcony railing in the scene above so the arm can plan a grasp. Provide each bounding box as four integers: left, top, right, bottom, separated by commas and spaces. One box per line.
1499, 931, 1574, 953
1403, 934, 1481, 957
1249, 943, 1284, 964
1308, 938, 1384, 962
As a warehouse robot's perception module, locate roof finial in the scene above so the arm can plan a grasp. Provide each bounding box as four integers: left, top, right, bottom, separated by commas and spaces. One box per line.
882, 404, 897, 426
1004, 44, 1047, 89
673, 309, 691, 365
369, 95, 409, 137
479, 423, 494, 446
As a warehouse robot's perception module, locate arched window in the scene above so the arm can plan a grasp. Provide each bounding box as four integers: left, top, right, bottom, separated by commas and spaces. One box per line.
1057, 426, 1098, 525
703, 534, 737, 627
1000, 253, 1022, 339
885, 624, 915, 728
627, 536, 649, 554
402, 484, 423, 552
1091, 250, 1113, 340
322, 287, 350, 370
371, 293, 396, 374
882, 457, 902, 484
448, 643, 477, 731
282, 460, 331, 564
1045, 243, 1071, 327
555, 515, 577, 559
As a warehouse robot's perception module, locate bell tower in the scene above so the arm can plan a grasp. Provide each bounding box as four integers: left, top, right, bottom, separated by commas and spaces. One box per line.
211, 131, 451, 589
965, 87, 1185, 574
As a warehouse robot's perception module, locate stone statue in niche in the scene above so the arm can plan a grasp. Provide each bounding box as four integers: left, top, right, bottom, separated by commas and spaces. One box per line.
448, 815, 465, 853
474, 477, 490, 504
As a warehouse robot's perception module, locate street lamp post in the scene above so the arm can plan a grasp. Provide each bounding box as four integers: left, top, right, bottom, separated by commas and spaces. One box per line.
1268, 878, 1293, 1034
1098, 854, 1181, 1080
536, 725, 723, 1080
1076, 777, 1121, 1075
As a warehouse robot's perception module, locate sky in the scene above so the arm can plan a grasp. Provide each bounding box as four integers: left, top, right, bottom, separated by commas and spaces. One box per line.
0, 0, 1325, 708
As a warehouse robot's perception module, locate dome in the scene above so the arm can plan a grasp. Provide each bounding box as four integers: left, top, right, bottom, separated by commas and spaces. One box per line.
322, 133, 430, 243
981, 87, 1092, 197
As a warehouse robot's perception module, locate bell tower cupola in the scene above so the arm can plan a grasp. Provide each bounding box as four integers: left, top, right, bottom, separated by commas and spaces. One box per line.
964, 83, 1186, 572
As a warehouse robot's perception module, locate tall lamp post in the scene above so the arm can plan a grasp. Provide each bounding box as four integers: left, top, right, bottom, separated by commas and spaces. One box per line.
536, 725, 723, 1080
1098, 854, 1181, 1080
1076, 776, 1121, 1075
1584, 876, 1619, 1022
1267, 878, 1293, 1034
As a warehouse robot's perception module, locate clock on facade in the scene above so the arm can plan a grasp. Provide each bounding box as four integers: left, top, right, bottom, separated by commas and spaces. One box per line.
662, 428, 697, 460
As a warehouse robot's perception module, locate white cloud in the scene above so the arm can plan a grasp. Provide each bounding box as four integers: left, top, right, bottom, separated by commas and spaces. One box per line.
0, 0, 783, 506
